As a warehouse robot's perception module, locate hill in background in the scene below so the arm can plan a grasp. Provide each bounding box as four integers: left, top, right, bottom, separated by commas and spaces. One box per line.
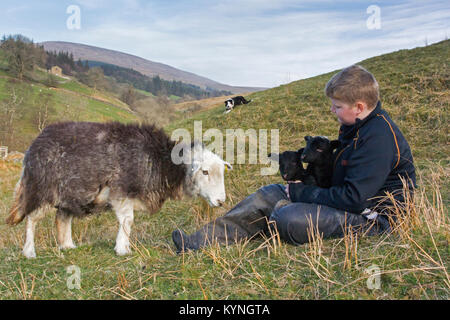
86, 60, 232, 99
41, 41, 267, 94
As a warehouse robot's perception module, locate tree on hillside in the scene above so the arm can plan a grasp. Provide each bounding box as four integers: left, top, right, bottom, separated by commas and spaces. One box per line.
133, 96, 175, 126
76, 58, 89, 72
44, 73, 59, 88
0, 81, 32, 148
120, 85, 137, 108
85, 67, 107, 90
152, 75, 162, 94
32, 91, 55, 132
0, 35, 46, 80
0, 87, 22, 146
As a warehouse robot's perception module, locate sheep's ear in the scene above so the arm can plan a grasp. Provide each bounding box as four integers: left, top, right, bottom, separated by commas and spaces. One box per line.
330, 140, 341, 150
304, 136, 312, 142
297, 148, 305, 154
223, 161, 232, 171
191, 161, 201, 174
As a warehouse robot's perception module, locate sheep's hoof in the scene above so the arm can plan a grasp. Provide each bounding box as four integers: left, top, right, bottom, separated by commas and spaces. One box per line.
23, 248, 36, 259
59, 243, 77, 250
115, 245, 131, 256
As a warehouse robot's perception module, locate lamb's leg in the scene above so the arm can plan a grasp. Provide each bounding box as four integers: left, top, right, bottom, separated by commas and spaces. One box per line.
22, 208, 46, 258
55, 210, 76, 250
112, 199, 134, 256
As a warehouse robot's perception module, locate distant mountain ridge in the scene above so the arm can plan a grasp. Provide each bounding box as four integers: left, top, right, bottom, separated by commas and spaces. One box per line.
41, 41, 266, 94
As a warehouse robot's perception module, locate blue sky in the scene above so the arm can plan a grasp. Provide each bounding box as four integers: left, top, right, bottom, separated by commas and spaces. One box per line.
1, 0, 449, 87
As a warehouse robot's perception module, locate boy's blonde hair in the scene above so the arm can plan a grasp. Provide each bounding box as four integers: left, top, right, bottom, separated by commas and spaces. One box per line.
325, 65, 379, 109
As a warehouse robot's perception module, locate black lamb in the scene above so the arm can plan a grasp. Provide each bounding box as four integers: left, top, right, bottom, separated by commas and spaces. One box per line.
269, 148, 316, 185
300, 136, 340, 188
270, 136, 340, 188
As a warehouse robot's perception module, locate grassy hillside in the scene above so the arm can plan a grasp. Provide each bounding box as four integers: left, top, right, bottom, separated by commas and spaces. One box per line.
0, 40, 448, 300
0, 54, 139, 151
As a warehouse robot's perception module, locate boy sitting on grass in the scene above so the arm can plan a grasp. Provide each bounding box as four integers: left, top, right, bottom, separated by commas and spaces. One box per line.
172, 65, 416, 252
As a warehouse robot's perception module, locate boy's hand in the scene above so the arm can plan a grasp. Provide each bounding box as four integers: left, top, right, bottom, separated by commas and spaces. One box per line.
285, 181, 303, 199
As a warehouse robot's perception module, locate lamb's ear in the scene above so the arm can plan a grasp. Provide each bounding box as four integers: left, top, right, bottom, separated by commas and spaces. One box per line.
297, 148, 305, 154
330, 140, 341, 150
304, 136, 312, 142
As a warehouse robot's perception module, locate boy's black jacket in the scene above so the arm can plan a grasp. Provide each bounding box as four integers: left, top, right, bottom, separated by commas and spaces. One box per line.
289, 101, 416, 214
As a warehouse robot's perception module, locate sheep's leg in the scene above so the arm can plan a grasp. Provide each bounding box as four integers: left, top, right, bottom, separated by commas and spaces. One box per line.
112, 199, 134, 256
22, 208, 46, 258
55, 210, 76, 250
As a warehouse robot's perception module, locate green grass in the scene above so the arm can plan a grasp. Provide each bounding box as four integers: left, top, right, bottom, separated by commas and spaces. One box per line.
59, 80, 94, 95
135, 88, 154, 97
0, 40, 449, 300
0, 65, 139, 151
169, 94, 182, 101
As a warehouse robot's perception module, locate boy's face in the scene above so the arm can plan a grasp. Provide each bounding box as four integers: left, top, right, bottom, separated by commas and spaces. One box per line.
329, 98, 360, 125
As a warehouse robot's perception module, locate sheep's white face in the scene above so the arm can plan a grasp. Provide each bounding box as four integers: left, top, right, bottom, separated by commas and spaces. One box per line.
190, 147, 232, 207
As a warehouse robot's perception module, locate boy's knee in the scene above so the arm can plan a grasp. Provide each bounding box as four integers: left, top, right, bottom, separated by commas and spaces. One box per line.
255, 184, 288, 203
269, 204, 327, 245
269, 206, 300, 238
270, 204, 311, 228
268, 208, 285, 236
269, 207, 283, 225
257, 183, 284, 194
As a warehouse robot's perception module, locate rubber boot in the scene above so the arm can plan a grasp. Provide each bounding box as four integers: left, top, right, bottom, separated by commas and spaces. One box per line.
172, 184, 288, 253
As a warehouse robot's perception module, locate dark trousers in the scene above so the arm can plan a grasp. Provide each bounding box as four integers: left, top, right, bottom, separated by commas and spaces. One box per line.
179, 184, 390, 250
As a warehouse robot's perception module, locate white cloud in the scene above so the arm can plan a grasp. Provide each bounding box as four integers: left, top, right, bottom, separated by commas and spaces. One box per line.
5, 0, 449, 87
74, 0, 109, 10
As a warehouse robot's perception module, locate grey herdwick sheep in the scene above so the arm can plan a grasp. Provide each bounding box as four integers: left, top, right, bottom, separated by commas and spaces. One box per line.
7, 121, 232, 258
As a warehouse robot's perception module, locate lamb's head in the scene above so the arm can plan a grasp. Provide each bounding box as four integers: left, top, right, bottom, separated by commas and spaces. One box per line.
301, 136, 341, 164
268, 150, 305, 181
180, 142, 232, 207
